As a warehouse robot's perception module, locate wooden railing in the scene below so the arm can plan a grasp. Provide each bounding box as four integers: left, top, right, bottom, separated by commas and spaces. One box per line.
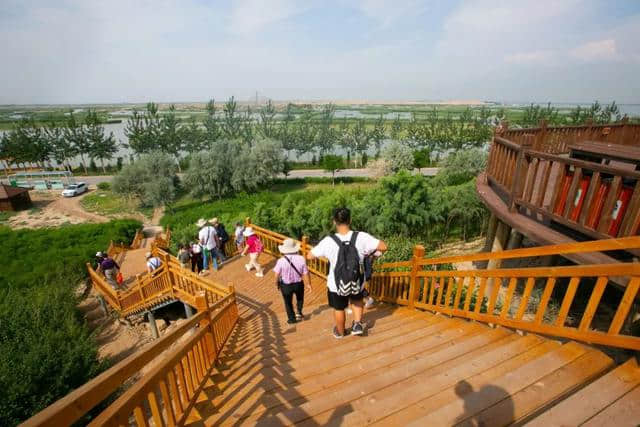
514, 150, 640, 239
371, 236, 640, 351
497, 121, 640, 154
106, 229, 145, 258
87, 293, 238, 427
486, 133, 640, 240
22, 292, 238, 427
87, 249, 231, 317
249, 220, 330, 277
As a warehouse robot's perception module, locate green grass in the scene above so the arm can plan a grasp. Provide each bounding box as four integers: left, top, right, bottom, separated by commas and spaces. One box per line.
0, 211, 16, 222
0, 220, 140, 425
81, 190, 151, 218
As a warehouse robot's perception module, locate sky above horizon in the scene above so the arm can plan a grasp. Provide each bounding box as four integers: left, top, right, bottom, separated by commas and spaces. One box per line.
1, 0, 639, 105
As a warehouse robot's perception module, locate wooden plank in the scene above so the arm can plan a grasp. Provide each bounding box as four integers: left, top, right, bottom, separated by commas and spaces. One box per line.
608, 277, 640, 335
147, 389, 164, 427
563, 167, 582, 218
463, 277, 474, 312
534, 278, 556, 325
453, 277, 465, 310
619, 180, 640, 235
515, 277, 535, 321
523, 158, 539, 203
579, 171, 601, 225
598, 175, 622, 234
578, 276, 608, 331
554, 277, 581, 327
407, 342, 589, 427
474, 277, 487, 314
526, 358, 640, 426
373, 341, 561, 426
500, 277, 518, 318
549, 164, 568, 216
487, 276, 501, 315
473, 349, 613, 426
134, 405, 149, 427
582, 384, 640, 426
535, 160, 551, 207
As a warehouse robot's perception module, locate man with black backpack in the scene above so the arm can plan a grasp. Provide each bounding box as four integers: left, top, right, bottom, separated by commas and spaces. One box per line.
308, 207, 387, 338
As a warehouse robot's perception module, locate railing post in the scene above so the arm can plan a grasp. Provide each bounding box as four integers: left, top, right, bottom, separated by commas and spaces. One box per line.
195, 292, 216, 362
301, 235, 309, 259
227, 282, 235, 294
244, 217, 251, 227
537, 119, 547, 151
408, 245, 425, 309
147, 310, 159, 339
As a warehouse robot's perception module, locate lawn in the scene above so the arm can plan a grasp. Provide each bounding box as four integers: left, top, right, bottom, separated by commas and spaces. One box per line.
81, 189, 154, 219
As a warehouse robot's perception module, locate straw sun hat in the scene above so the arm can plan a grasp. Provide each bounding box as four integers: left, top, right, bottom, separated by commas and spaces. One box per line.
196, 218, 207, 228
278, 238, 300, 254
210, 217, 219, 224
242, 227, 255, 237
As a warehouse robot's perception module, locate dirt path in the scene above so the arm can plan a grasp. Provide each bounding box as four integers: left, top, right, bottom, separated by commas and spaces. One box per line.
6, 190, 109, 228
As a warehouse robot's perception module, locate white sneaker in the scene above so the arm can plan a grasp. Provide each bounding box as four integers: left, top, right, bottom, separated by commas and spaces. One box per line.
255, 272, 264, 278
365, 297, 375, 308
345, 307, 353, 314
245, 264, 252, 271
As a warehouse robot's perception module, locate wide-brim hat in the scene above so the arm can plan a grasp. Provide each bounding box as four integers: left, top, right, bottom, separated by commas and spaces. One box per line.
210, 217, 219, 225
243, 227, 255, 237
278, 238, 300, 254
96, 251, 104, 257
196, 218, 207, 228
145, 252, 152, 259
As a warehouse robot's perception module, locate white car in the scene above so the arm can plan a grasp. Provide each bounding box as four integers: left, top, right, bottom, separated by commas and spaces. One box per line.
62, 182, 87, 197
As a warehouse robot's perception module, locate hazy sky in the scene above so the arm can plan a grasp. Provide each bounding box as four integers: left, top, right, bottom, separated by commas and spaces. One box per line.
1, 0, 639, 104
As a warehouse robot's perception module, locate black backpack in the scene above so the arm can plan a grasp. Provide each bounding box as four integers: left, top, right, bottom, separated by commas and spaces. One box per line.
329, 232, 363, 296
217, 224, 229, 242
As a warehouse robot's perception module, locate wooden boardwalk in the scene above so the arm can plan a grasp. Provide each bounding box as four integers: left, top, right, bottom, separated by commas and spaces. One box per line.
179, 254, 640, 426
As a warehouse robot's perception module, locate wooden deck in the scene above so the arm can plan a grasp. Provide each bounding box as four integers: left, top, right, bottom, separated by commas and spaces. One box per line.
180, 254, 640, 426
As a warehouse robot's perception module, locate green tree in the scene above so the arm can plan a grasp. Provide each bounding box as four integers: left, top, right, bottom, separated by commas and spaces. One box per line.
293, 108, 318, 157
124, 103, 161, 155
45, 121, 76, 172
413, 148, 430, 172
371, 114, 386, 156
85, 110, 118, 173
315, 104, 337, 155
258, 100, 278, 138
180, 116, 206, 154
221, 96, 243, 139
322, 154, 343, 186
159, 105, 183, 170
347, 119, 371, 167
435, 148, 488, 186
390, 114, 404, 141
381, 140, 414, 174
203, 99, 221, 146
113, 152, 179, 209
231, 138, 284, 192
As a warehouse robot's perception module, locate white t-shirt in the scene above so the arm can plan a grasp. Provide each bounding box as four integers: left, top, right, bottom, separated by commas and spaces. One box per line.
235, 226, 244, 242
147, 257, 162, 271
310, 230, 380, 293
198, 226, 217, 249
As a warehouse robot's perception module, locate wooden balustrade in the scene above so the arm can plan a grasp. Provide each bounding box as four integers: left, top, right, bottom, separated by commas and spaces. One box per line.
22, 294, 238, 427
498, 122, 640, 155
514, 150, 640, 240
87, 294, 238, 427
372, 236, 640, 351
249, 220, 330, 278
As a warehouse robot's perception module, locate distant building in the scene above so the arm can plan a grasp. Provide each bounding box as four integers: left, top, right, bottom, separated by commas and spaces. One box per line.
0, 184, 32, 211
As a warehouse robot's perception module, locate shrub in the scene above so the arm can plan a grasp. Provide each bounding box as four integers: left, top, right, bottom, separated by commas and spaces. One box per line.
97, 181, 111, 191
113, 151, 179, 209
0, 220, 140, 425
381, 140, 414, 175
436, 148, 488, 186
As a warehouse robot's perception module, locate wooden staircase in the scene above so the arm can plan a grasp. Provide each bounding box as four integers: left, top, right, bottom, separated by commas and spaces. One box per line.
22, 223, 640, 426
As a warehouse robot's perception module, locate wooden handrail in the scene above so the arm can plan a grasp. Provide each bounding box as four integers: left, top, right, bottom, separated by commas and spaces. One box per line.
21, 311, 208, 427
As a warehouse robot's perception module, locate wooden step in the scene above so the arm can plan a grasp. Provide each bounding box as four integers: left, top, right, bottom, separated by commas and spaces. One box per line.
526, 357, 640, 426
234, 327, 513, 425
195, 318, 480, 425
404, 342, 599, 426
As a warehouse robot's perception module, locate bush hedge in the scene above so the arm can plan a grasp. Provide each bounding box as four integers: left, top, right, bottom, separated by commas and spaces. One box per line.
0, 219, 141, 426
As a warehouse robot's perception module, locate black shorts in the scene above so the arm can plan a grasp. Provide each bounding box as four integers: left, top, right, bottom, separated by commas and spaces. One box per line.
327, 289, 364, 310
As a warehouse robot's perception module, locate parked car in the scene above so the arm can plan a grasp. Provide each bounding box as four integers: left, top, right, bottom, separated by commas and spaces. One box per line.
61, 182, 87, 197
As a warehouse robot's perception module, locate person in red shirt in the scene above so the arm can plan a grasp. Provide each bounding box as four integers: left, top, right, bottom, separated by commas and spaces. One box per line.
241, 227, 264, 277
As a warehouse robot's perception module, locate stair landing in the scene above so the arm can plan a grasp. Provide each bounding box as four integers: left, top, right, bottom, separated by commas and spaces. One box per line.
177, 254, 640, 426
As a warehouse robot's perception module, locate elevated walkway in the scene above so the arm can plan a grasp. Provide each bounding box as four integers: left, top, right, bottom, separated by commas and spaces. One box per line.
23, 223, 640, 426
